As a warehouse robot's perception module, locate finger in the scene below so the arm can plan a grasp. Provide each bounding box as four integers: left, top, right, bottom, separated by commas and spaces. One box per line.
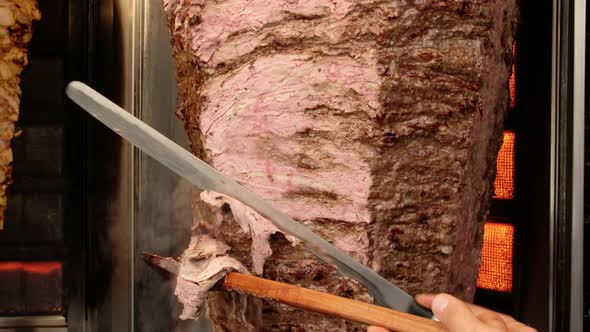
367, 326, 389, 332
419, 293, 533, 331
469, 305, 538, 332
415, 294, 436, 308
467, 303, 515, 322
466, 302, 518, 325
505, 321, 538, 332
477, 311, 509, 331
432, 294, 484, 332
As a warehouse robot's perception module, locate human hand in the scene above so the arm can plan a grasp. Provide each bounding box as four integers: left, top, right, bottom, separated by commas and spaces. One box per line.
367, 293, 537, 332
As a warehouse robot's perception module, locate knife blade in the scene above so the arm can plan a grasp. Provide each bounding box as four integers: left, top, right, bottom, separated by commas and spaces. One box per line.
66, 81, 434, 319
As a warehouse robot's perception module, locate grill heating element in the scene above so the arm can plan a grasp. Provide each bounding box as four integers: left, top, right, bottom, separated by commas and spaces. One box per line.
0, 261, 62, 315
477, 222, 514, 292
493, 131, 516, 200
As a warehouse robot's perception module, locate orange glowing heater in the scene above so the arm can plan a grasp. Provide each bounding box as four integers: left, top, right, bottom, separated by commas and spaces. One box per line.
509, 42, 516, 109
0, 261, 63, 314
493, 131, 515, 199
477, 222, 514, 292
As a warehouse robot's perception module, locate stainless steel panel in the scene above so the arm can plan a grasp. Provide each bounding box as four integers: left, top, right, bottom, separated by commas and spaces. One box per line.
87, 0, 136, 331
570, 0, 585, 330
550, 1, 559, 330
551, 0, 585, 330
91, 1, 211, 330
132, 2, 211, 331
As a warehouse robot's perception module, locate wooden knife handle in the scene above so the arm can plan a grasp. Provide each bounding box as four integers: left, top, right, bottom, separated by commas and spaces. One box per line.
223, 272, 443, 332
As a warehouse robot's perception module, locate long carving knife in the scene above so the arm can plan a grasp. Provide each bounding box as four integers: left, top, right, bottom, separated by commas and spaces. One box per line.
65, 81, 434, 319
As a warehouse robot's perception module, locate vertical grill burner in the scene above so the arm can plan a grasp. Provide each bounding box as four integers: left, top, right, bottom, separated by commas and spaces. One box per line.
477, 223, 515, 292
476, 35, 517, 313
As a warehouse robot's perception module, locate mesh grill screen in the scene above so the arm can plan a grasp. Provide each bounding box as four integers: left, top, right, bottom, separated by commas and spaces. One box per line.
477, 222, 514, 292
493, 131, 515, 199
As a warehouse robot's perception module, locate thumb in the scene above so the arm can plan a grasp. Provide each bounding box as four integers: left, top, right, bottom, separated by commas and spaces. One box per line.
431, 294, 483, 332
